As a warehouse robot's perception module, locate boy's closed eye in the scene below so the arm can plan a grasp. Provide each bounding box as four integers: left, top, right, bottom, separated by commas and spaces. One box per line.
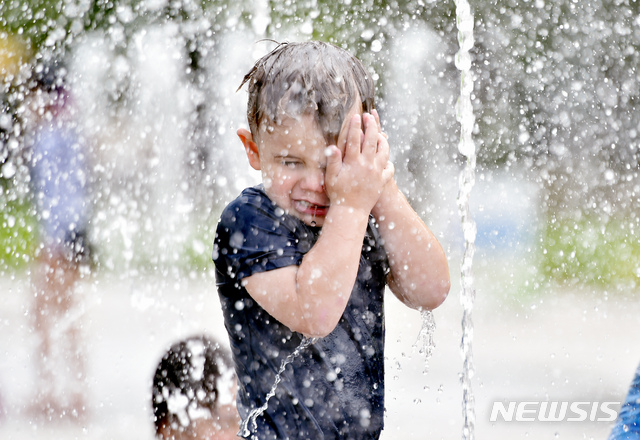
282, 160, 302, 168
277, 157, 303, 168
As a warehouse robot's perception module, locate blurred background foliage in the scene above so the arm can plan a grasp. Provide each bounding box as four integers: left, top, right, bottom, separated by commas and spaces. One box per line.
1, 0, 639, 287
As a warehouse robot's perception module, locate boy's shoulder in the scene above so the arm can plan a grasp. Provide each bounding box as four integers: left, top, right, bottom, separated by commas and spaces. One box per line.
219, 185, 274, 224
224, 185, 269, 211
214, 185, 317, 279
218, 185, 306, 238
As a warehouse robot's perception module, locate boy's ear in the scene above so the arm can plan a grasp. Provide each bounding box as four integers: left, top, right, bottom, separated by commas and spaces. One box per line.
237, 128, 261, 171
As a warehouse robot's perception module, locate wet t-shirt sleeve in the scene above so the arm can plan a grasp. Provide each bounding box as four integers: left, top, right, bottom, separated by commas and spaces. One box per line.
213, 186, 317, 284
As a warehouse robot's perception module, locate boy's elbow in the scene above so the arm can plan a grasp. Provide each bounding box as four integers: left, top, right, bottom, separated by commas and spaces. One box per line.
301, 327, 333, 339
423, 268, 451, 310
290, 312, 340, 339
306, 312, 343, 338
429, 278, 450, 310
409, 277, 450, 311
296, 321, 337, 339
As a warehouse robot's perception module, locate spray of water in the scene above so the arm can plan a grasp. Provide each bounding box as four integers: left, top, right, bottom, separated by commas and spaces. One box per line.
454, 1, 477, 439
239, 337, 317, 438
415, 310, 437, 376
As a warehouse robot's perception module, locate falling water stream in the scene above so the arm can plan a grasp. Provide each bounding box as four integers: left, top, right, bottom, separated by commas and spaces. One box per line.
239, 337, 317, 437
454, 1, 478, 440
415, 310, 437, 375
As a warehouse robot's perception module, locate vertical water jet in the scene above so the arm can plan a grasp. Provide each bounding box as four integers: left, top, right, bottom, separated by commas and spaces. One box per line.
454, 1, 477, 439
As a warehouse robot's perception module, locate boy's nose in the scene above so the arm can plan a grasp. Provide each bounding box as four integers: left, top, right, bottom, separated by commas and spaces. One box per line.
301, 168, 326, 193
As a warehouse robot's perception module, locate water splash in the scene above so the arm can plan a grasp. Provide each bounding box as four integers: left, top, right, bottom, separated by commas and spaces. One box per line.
239, 337, 317, 438
454, 0, 477, 439
414, 309, 437, 375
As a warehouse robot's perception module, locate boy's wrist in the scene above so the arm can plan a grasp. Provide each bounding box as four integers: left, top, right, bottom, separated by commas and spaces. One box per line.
327, 203, 372, 224
371, 179, 400, 219
327, 192, 376, 219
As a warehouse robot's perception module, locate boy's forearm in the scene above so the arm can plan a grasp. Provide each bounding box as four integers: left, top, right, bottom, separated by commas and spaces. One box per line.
372, 181, 450, 310
295, 205, 371, 337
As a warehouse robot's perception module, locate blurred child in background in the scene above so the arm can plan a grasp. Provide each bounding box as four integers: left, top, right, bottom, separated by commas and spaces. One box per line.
28, 60, 92, 420
152, 335, 239, 439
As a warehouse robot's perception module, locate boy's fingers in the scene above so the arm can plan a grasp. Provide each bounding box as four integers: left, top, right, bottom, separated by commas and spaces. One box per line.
377, 133, 389, 162
362, 113, 378, 158
344, 114, 362, 161
372, 109, 389, 140
382, 161, 395, 183
324, 146, 341, 197
372, 109, 382, 133
325, 145, 342, 176
374, 135, 390, 174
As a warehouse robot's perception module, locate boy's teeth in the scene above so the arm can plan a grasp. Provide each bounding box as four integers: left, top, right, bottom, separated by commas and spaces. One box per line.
297, 200, 327, 210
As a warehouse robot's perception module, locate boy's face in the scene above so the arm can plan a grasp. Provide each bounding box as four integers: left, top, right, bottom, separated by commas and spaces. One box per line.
239, 106, 360, 227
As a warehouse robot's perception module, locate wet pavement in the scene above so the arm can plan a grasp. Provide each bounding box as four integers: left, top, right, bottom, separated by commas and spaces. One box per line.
0, 262, 638, 440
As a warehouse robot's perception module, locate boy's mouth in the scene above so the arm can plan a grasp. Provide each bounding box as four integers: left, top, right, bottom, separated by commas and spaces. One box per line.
293, 200, 329, 217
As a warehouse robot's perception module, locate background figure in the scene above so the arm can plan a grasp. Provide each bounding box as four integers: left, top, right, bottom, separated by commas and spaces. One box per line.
152, 335, 239, 440
610, 363, 640, 439
28, 62, 92, 420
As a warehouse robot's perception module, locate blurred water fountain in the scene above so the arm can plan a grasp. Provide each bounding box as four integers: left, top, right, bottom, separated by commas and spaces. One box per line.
132, 24, 194, 267
454, 0, 477, 440
69, 25, 259, 272
205, 29, 261, 202
383, 20, 458, 398
385, 23, 453, 210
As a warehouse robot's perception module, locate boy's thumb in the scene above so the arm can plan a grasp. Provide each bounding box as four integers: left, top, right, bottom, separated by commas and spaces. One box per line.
325, 146, 342, 172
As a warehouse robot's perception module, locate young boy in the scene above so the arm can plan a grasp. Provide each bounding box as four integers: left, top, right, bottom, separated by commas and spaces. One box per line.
152, 335, 239, 440
213, 41, 450, 439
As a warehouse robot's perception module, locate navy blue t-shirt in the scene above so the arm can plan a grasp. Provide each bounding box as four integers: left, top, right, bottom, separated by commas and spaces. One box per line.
213, 186, 389, 439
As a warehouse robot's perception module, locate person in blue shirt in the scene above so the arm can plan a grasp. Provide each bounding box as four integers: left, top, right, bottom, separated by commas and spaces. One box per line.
610, 363, 640, 439
213, 41, 450, 439
28, 63, 92, 421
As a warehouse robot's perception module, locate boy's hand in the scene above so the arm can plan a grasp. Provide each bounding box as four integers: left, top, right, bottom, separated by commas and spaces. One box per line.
371, 109, 388, 141
325, 112, 394, 215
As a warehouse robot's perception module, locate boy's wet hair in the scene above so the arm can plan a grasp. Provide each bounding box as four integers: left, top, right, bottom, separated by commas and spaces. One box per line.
239, 41, 375, 145
151, 335, 231, 435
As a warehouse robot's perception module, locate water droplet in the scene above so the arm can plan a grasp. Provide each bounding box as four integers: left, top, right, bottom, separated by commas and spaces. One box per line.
1, 162, 16, 178
361, 29, 374, 41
